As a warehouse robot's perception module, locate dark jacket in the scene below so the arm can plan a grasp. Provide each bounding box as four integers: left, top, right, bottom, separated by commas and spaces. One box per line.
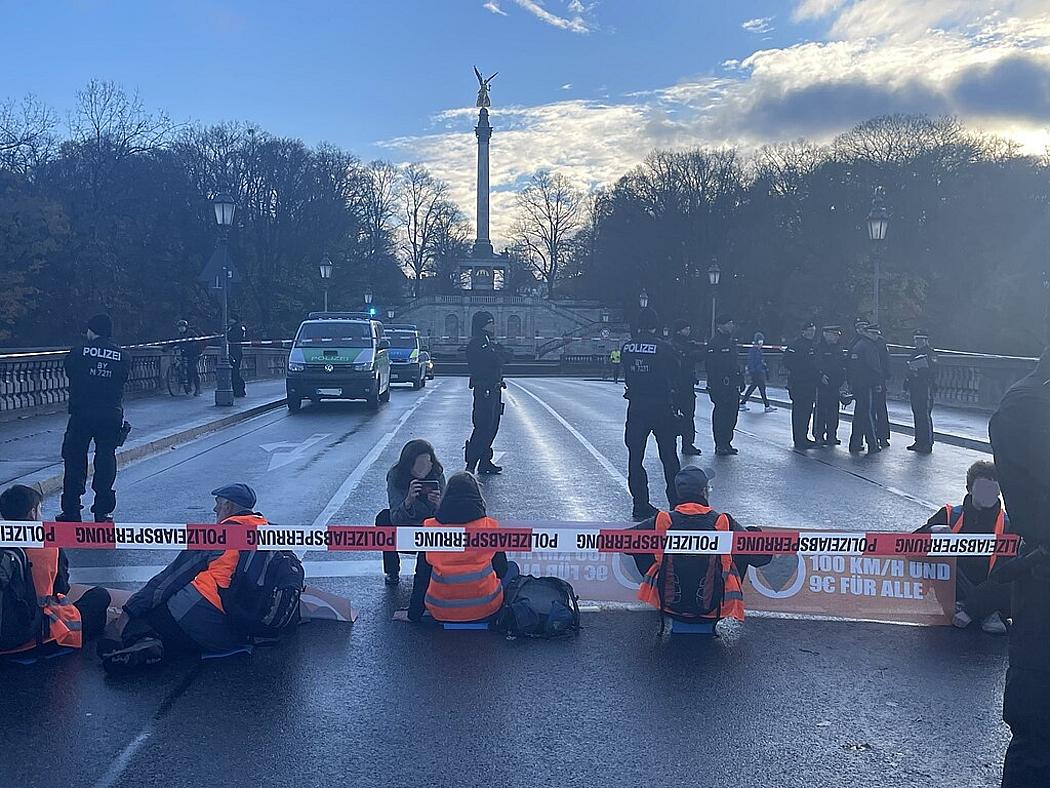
704, 331, 742, 391
227, 323, 247, 360
386, 467, 446, 526
816, 341, 847, 389
670, 334, 705, 391
466, 335, 508, 390
877, 338, 891, 383
784, 337, 818, 389
847, 336, 882, 389
919, 496, 1004, 584
904, 348, 937, 394
178, 330, 205, 359
622, 334, 679, 406
64, 337, 130, 415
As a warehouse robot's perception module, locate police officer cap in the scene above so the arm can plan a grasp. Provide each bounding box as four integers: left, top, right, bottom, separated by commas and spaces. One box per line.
822, 325, 842, 334
913, 329, 930, 339
471, 310, 496, 334
715, 314, 733, 326
672, 318, 691, 334
87, 314, 113, 338
868, 324, 882, 334
802, 321, 816, 330
634, 307, 660, 332
211, 483, 257, 511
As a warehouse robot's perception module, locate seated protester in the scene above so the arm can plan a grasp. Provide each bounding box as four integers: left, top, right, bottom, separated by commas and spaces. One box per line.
0, 484, 111, 656
99, 484, 268, 673
917, 461, 1010, 635
407, 472, 516, 623
631, 466, 771, 628
379, 440, 446, 586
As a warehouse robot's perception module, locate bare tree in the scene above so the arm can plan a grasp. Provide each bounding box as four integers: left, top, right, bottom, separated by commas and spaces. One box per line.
0, 94, 58, 174
513, 171, 584, 298
400, 163, 452, 297
362, 161, 402, 266
69, 79, 179, 160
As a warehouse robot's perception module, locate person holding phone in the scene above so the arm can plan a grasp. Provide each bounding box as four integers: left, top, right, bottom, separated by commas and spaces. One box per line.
379, 440, 446, 585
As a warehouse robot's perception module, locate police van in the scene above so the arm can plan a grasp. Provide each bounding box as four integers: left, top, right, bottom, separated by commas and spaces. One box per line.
285, 312, 391, 412
385, 323, 427, 390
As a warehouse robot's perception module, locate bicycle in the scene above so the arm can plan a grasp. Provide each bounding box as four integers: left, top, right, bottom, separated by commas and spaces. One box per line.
166, 352, 198, 396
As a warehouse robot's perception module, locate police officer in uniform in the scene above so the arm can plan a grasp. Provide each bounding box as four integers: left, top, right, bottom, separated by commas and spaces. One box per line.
622, 307, 681, 520
670, 319, 704, 456
870, 324, 892, 447
784, 321, 819, 450
227, 314, 247, 398
705, 315, 743, 456
904, 330, 936, 453
465, 311, 509, 475
847, 321, 882, 455
989, 349, 1050, 787
58, 314, 130, 522
814, 326, 847, 446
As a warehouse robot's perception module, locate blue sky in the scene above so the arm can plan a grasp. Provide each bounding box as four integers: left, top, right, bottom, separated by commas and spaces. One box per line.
3, 1, 1050, 240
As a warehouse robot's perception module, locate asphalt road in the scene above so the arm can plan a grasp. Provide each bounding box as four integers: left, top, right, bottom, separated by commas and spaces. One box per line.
1, 378, 1010, 788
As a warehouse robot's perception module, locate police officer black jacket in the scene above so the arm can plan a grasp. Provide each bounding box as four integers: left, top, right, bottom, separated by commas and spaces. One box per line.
817, 339, 847, 389
65, 336, 131, 415
466, 323, 509, 390
784, 336, 819, 388
704, 331, 742, 390
847, 335, 882, 389
622, 335, 678, 406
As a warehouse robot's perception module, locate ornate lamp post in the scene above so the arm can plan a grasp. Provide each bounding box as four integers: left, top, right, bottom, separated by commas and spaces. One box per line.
707, 263, 721, 338
866, 186, 890, 325
639, 289, 649, 309
212, 192, 237, 407
319, 254, 333, 312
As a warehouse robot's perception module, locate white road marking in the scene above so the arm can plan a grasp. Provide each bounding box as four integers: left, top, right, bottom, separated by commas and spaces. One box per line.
260, 433, 330, 471
91, 730, 153, 788
508, 380, 629, 492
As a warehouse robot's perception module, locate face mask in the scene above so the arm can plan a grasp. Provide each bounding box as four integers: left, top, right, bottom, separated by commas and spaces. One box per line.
970, 479, 1001, 509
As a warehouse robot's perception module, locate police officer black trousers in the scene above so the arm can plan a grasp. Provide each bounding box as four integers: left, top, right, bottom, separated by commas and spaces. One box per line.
910, 388, 934, 448
814, 385, 840, 443
789, 385, 816, 446
708, 386, 739, 451
678, 391, 697, 450
849, 386, 878, 452
1001, 665, 1050, 786
60, 408, 123, 520
230, 353, 246, 397
625, 402, 680, 509
466, 385, 502, 470
874, 387, 890, 443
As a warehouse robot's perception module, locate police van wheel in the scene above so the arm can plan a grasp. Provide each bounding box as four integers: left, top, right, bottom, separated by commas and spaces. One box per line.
287, 396, 302, 413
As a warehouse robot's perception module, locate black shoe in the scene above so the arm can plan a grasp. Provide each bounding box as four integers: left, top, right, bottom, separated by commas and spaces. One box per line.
914, 445, 933, 454
101, 637, 164, 675
384, 574, 400, 587
93, 514, 114, 523
632, 503, 659, 521
867, 446, 882, 455
906, 443, 918, 451
726, 446, 739, 455
831, 438, 842, 445
55, 512, 81, 522
848, 446, 863, 454
793, 443, 813, 451
879, 439, 890, 448
682, 445, 702, 456
478, 462, 503, 475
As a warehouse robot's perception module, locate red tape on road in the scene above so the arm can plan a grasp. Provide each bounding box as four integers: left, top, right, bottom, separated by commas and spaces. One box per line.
0, 521, 1022, 559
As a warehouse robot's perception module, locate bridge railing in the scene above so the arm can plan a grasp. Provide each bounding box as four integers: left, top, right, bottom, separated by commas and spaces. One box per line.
0, 338, 290, 417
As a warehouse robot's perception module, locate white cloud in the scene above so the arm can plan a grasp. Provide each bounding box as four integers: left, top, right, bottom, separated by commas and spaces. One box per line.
742, 16, 774, 34
510, 0, 591, 33
483, 1, 508, 16
560, 83, 573, 90
382, 6, 1050, 245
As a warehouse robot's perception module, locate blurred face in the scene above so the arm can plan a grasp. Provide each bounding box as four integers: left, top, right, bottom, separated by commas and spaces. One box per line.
823, 331, 839, 344
970, 478, 1001, 509
803, 326, 816, 340
679, 326, 692, 338
178, 325, 187, 334
719, 321, 735, 335
411, 452, 433, 480
483, 320, 495, 336
755, 338, 764, 347
915, 336, 929, 348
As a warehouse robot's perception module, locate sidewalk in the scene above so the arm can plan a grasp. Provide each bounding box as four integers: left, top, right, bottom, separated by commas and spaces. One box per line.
740, 384, 991, 452
0, 379, 287, 494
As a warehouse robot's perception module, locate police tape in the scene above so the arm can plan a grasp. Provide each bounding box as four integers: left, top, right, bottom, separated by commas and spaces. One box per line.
0, 521, 1022, 559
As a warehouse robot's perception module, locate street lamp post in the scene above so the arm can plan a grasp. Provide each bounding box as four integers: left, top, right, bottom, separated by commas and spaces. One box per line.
866, 186, 889, 325
364, 286, 374, 316
639, 289, 649, 309
319, 254, 333, 312
707, 263, 721, 338
212, 192, 237, 407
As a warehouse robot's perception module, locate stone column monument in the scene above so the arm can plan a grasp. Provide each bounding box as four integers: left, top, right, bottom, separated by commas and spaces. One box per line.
473, 107, 494, 258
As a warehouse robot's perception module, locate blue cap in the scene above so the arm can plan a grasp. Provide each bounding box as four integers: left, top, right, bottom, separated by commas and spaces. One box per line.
211, 483, 257, 511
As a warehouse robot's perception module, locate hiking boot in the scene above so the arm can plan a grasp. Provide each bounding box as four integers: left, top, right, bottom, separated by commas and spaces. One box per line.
764, 405, 776, 413
478, 461, 503, 475
632, 503, 659, 521
55, 512, 82, 522
952, 603, 972, 629
93, 514, 114, 523
879, 439, 891, 448
725, 446, 739, 455
981, 612, 1008, 635
867, 446, 882, 456
682, 445, 702, 456
101, 637, 164, 675
384, 573, 401, 587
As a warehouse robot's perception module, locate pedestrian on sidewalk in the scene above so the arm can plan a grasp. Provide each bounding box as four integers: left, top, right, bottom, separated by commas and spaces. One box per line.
1, 484, 111, 657
847, 321, 881, 455
870, 324, 892, 448
905, 330, 937, 453
740, 333, 774, 412
58, 314, 130, 523
814, 326, 847, 446
706, 315, 743, 456
917, 461, 1009, 634
784, 321, 819, 450
227, 314, 247, 398
379, 440, 446, 586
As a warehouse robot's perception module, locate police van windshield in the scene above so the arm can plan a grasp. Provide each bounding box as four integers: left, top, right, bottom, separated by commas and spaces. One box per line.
295, 322, 372, 347
389, 333, 418, 349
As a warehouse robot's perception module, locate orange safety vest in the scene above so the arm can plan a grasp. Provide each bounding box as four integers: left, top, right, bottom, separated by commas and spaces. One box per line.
944, 503, 1007, 573
0, 548, 82, 654
637, 503, 746, 622
424, 516, 504, 622
190, 514, 269, 612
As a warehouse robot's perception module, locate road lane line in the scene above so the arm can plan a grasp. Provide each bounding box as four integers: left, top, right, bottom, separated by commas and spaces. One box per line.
92, 730, 153, 788
508, 380, 629, 492
305, 382, 442, 546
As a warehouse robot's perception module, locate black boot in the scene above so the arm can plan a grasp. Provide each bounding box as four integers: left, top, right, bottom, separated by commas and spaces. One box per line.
478, 461, 503, 475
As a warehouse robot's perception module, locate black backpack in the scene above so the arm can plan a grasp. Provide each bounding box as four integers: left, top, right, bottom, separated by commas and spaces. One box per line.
494, 575, 581, 639
0, 549, 44, 651
221, 551, 305, 639
655, 553, 725, 622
